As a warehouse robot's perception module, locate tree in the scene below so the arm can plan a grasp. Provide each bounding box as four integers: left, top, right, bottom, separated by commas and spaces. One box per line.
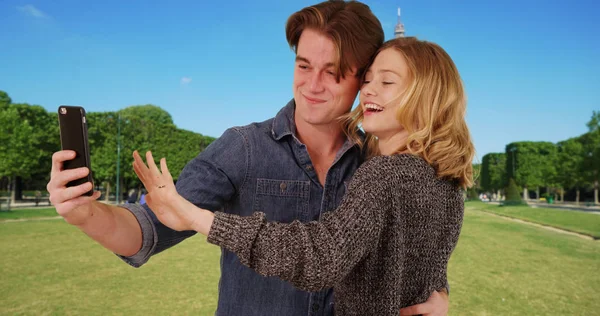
556, 138, 586, 203
164, 128, 215, 180
503, 178, 524, 206
506, 142, 556, 201
0, 91, 216, 202
0, 90, 11, 108
84, 105, 216, 201
481, 153, 506, 199
587, 111, 600, 133
0, 107, 31, 199
582, 111, 600, 204
472, 163, 481, 189
87, 111, 119, 201
0, 103, 56, 200
540, 143, 559, 201
117, 105, 175, 192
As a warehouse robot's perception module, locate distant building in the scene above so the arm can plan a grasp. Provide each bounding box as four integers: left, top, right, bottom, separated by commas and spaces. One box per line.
394, 7, 405, 38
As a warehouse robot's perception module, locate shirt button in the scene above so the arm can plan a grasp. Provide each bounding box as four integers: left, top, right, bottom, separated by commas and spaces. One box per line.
306, 165, 313, 171
280, 182, 287, 191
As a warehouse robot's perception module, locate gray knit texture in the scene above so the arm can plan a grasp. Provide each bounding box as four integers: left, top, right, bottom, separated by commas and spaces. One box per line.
208, 154, 464, 315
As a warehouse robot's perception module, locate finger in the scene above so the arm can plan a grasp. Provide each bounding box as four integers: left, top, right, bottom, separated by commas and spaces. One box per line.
132, 161, 143, 183
49, 167, 90, 192
133, 150, 150, 173
63, 182, 94, 202
51, 181, 93, 205
59, 191, 102, 212
145, 151, 161, 177
400, 303, 429, 316
132, 160, 150, 187
160, 158, 173, 182
51, 150, 76, 178
133, 150, 154, 182
132, 151, 147, 177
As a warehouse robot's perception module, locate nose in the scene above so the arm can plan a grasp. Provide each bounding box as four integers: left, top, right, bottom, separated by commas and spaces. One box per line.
308, 71, 325, 93
361, 81, 376, 97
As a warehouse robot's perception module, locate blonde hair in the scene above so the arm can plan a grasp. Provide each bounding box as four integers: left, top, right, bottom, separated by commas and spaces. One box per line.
343, 37, 475, 188
286, 0, 384, 81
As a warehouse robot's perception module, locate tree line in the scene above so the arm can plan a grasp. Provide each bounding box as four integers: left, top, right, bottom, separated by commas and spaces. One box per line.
0, 90, 215, 202
3, 89, 597, 205
478, 112, 600, 204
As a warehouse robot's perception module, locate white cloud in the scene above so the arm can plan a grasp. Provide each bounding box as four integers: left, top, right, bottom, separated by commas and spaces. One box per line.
180, 77, 192, 85
17, 4, 48, 18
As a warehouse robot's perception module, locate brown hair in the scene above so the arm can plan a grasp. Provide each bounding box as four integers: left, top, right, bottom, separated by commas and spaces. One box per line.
345, 37, 475, 188
285, 0, 384, 81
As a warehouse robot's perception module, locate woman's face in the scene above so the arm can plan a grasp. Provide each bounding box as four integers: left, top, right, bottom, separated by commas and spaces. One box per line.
359, 48, 411, 140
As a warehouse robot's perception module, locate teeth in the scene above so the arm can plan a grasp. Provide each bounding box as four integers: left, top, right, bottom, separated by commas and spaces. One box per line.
364, 103, 384, 112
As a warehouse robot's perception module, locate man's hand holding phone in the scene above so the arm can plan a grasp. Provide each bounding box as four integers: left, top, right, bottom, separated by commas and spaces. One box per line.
47, 150, 101, 225
49, 105, 101, 225
46, 106, 143, 255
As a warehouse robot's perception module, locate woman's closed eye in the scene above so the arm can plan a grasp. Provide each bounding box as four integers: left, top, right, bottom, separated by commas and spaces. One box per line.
362, 80, 394, 85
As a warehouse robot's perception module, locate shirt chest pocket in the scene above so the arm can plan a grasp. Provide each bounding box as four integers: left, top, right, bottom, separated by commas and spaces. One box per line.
253, 179, 311, 223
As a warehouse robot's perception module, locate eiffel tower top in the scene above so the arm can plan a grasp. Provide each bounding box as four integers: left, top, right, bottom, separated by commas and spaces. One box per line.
394, 7, 405, 38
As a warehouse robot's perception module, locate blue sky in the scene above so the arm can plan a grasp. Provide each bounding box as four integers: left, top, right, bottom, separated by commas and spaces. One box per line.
1, 0, 598, 162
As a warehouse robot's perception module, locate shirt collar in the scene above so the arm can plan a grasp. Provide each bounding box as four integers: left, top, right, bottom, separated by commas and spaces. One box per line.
271, 99, 297, 141
271, 98, 365, 150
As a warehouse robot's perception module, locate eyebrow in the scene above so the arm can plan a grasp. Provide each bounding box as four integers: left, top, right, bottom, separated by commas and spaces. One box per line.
295, 55, 336, 68
365, 69, 402, 77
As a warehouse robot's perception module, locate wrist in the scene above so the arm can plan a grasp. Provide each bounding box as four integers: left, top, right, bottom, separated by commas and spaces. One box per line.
168, 194, 210, 233
191, 208, 214, 236
74, 202, 114, 237
69, 202, 95, 227
163, 190, 183, 207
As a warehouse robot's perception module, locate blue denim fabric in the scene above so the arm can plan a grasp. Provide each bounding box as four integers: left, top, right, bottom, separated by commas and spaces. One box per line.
119, 99, 363, 316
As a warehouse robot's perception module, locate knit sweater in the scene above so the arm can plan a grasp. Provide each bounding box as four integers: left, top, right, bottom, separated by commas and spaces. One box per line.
207, 154, 464, 315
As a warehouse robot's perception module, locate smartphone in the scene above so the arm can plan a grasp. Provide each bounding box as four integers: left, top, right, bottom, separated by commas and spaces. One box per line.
58, 105, 94, 196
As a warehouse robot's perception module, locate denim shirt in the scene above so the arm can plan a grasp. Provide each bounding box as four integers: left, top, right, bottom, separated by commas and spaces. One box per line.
119, 99, 363, 316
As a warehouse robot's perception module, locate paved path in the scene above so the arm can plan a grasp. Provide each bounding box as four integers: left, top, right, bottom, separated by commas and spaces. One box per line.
6, 204, 598, 242
488, 201, 600, 214
0, 216, 62, 223
471, 208, 597, 241
1, 200, 120, 210
527, 201, 600, 214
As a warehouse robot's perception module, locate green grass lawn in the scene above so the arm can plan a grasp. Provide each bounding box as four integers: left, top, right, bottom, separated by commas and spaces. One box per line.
0, 208, 59, 221
466, 201, 600, 239
1, 208, 599, 315
0, 220, 221, 315
449, 209, 600, 314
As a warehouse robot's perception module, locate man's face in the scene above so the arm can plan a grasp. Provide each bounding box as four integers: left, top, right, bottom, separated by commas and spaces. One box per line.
293, 29, 360, 129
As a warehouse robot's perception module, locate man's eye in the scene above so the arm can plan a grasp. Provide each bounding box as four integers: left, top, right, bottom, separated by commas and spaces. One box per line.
363, 80, 371, 84
299, 65, 308, 69
327, 71, 336, 76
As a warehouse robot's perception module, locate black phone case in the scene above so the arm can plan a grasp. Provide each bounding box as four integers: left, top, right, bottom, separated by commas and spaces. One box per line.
58, 106, 94, 196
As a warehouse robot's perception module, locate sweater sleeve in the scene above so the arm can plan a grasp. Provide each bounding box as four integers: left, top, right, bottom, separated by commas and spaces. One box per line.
207, 157, 393, 292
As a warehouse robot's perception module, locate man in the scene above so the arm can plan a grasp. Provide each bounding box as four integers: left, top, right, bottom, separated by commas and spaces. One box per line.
47, 1, 449, 315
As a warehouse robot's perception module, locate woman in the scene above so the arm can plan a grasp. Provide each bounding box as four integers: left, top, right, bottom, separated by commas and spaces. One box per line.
132, 37, 474, 315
